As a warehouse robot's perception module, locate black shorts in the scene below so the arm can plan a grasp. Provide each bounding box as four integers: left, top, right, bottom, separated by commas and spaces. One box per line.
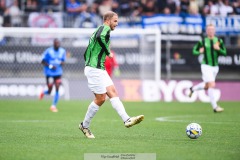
46, 75, 61, 84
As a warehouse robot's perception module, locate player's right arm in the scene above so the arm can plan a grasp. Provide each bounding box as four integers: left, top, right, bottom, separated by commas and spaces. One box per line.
41, 49, 56, 69
193, 40, 204, 55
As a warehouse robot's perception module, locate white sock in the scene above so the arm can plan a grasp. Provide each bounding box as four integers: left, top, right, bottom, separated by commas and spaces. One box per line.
192, 82, 205, 91
208, 88, 218, 109
110, 97, 130, 122
82, 101, 99, 128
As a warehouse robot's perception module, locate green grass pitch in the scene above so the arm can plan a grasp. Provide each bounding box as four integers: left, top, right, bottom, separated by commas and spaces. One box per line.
0, 100, 239, 160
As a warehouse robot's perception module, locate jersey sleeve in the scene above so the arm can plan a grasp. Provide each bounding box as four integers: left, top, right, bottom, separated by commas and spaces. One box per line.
192, 40, 203, 56
96, 26, 111, 55
217, 39, 227, 56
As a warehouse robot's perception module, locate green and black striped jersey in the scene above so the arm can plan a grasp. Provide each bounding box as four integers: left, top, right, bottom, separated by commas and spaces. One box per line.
193, 37, 227, 66
84, 25, 111, 70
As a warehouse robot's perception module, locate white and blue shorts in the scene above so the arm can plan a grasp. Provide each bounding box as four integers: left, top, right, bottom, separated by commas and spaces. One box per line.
201, 64, 219, 82
84, 66, 113, 94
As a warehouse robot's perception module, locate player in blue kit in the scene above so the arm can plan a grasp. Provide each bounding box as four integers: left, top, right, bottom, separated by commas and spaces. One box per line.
39, 39, 66, 112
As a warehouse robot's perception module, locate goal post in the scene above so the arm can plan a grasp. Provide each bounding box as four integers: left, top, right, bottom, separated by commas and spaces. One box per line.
0, 27, 161, 100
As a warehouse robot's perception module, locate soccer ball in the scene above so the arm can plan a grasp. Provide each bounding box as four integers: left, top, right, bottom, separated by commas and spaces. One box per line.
186, 123, 202, 139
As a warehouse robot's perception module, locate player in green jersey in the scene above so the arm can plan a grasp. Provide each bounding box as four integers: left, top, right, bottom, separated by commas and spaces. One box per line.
189, 24, 227, 113
79, 11, 144, 139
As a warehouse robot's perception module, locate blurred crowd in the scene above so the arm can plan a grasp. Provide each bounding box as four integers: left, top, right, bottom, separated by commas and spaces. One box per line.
0, 0, 240, 27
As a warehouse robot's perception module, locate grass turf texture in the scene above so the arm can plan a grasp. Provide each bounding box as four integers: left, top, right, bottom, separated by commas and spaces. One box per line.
0, 100, 239, 160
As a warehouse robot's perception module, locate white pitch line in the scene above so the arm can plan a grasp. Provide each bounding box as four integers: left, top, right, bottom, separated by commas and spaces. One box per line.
155, 116, 236, 124
156, 115, 193, 123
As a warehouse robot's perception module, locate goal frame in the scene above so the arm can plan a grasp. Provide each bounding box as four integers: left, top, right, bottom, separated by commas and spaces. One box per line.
0, 27, 161, 83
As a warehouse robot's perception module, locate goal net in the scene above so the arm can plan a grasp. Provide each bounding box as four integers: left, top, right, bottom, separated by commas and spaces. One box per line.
0, 27, 161, 100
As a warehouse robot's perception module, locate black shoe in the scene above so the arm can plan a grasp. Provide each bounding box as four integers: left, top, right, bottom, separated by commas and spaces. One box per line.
188, 87, 193, 98
79, 122, 95, 138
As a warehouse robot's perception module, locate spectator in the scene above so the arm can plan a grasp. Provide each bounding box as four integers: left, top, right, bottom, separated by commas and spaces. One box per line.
188, 0, 200, 15
205, 0, 233, 16
98, 0, 112, 16
24, 0, 38, 12
66, 0, 87, 16
40, 0, 63, 12
0, 0, 10, 26
5, 0, 22, 27
129, 0, 142, 17
97, 0, 119, 16
117, 0, 141, 16
85, 0, 95, 6
5, 0, 15, 8
38, 0, 48, 11
51, 0, 63, 12
157, 0, 181, 15
88, 0, 100, 14
0, 0, 5, 16
180, 0, 190, 16
140, 0, 158, 16
111, 0, 119, 13
163, 6, 171, 14
196, 0, 204, 13
117, 0, 133, 16
73, 9, 102, 28
217, 0, 233, 16
202, 0, 218, 16
65, 0, 87, 27
0, 0, 5, 26
233, 0, 240, 14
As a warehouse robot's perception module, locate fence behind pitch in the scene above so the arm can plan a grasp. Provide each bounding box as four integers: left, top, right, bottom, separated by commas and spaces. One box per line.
0, 27, 161, 100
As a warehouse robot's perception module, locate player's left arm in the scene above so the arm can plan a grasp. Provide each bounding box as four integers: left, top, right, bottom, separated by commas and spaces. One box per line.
217, 39, 227, 56
60, 49, 67, 66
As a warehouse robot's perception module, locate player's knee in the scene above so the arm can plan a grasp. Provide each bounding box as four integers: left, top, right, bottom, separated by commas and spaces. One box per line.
206, 82, 215, 88
95, 96, 106, 106
48, 83, 53, 88
55, 79, 62, 85
210, 83, 216, 88
99, 97, 106, 104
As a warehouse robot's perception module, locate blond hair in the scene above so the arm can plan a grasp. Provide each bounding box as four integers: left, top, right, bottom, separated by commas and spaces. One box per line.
103, 11, 117, 22
207, 24, 215, 28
